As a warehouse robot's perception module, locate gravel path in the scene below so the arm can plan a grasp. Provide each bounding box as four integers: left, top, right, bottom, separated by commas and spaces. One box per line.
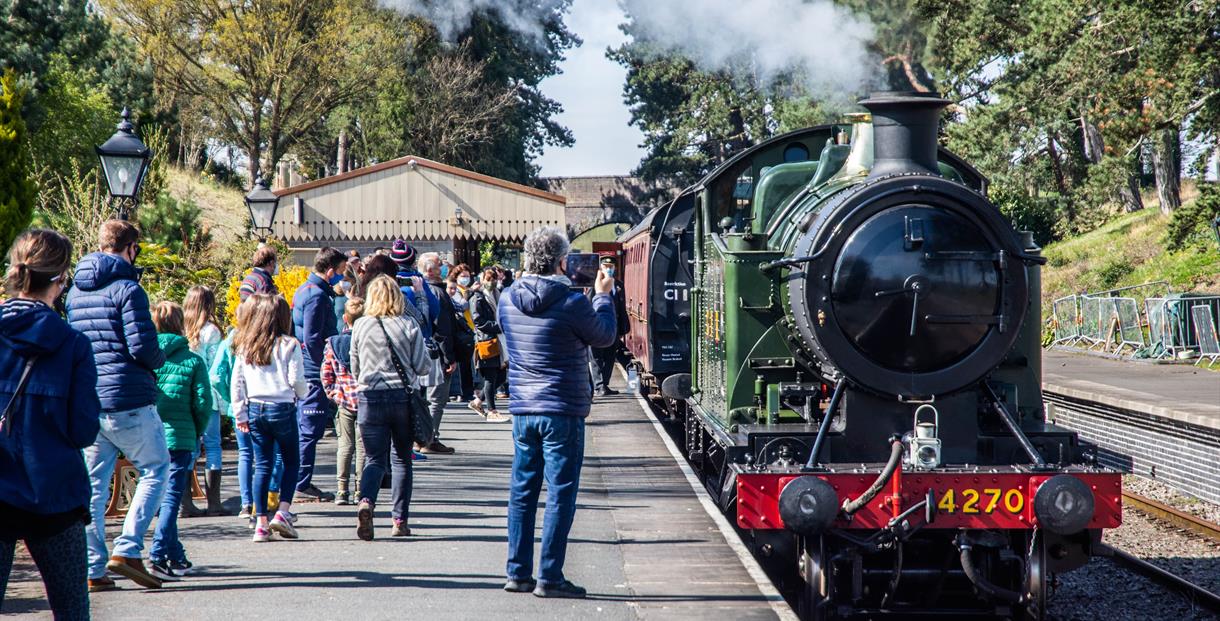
1049, 504, 1220, 620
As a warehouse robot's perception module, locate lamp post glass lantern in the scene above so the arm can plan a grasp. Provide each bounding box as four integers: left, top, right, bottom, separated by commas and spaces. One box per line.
95, 107, 152, 219
245, 176, 281, 240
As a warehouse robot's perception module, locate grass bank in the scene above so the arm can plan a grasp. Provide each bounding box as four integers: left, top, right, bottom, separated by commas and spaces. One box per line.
1041, 198, 1220, 309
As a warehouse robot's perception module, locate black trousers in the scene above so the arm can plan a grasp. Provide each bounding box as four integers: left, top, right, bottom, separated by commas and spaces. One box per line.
592, 341, 619, 390
454, 340, 476, 401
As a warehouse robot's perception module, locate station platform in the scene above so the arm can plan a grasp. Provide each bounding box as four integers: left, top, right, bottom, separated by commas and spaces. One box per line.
3, 377, 788, 620
1042, 348, 1220, 504
1042, 348, 1220, 430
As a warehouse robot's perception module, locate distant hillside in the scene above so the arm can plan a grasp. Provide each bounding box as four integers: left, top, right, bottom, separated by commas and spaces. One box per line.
165, 166, 248, 243
1041, 190, 1220, 311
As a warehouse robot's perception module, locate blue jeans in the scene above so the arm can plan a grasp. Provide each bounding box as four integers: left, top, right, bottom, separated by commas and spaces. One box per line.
83, 405, 170, 579
296, 381, 333, 492
236, 427, 283, 508
249, 402, 300, 517
201, 410, 222, 471
357, 390, 413, 521
150, 450, 194, 563
506, 414, 585, 585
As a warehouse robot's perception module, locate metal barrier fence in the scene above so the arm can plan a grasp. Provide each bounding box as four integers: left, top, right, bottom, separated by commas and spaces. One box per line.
1050, 288, 1220, 361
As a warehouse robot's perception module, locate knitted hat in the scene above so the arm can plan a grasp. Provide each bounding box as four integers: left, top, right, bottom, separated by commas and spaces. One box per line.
390, 239, 416, 266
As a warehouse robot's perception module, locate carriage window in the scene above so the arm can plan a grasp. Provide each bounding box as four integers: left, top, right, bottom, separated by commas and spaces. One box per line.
783, 143, 810, 163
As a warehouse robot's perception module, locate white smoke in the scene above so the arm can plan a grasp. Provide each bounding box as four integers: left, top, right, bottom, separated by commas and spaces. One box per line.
381, 0, 567, 43
620, 0, 877, 95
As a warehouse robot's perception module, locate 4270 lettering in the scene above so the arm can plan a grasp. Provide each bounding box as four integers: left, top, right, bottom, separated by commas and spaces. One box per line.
937, 488, 1024, 514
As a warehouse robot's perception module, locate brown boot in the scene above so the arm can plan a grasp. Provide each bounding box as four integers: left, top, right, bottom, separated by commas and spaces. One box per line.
205, 470, 226, 516
105, 556, 162, 589
179, 490, 205, 518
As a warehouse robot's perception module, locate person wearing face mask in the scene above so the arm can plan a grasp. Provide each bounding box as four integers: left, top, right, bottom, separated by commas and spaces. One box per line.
1, 229, 101, 616
239, 246, 279, 302
66, 220, 170, 591
447, 264, 477, 404
289, 247, 349, 502
588, 257, 629, 397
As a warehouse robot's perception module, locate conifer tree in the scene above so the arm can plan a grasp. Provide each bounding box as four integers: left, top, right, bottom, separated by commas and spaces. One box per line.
0, 69, 36, 249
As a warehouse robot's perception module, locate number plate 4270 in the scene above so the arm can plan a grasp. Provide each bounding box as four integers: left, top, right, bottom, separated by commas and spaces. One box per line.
937, 488, 1025, 514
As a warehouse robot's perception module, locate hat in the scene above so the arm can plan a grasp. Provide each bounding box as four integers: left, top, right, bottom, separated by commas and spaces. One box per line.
390, 239, 416, 266
600, 256, 615, 265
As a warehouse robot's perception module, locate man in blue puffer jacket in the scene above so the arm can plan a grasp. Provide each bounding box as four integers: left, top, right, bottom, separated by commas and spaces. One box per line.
498, 226, 616, 599
291, 246, 348, 501
66, 219, 170, 591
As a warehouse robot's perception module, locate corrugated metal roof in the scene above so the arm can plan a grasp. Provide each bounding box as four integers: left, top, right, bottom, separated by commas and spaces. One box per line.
269, 155, 567, 242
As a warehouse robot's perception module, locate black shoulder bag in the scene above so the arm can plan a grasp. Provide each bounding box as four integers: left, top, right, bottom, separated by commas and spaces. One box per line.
0, 357, 39, 437
376, 318, 434, 446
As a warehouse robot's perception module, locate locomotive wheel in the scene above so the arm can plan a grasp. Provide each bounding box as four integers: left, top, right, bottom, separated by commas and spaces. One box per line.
799, 536, 833, 620
1021, 532, 1049, 621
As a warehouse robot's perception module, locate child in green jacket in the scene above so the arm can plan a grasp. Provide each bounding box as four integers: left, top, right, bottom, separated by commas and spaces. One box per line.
149, 301, 212, 581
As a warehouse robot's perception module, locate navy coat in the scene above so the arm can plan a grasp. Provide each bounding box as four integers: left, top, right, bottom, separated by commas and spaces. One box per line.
66, 252, 165, 412
498, 276, 616, 417
292, 272, 339, 380
0, 300, 101, 514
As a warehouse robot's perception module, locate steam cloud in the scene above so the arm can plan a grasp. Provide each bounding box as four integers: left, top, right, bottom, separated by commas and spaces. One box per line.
620, 0, 877, 95
380, 0, 566, 43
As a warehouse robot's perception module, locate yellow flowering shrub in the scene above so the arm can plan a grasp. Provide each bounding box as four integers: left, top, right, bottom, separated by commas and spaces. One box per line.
222, 266, 312, 327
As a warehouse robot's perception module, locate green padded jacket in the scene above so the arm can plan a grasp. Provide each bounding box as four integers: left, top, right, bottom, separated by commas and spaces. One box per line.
154, 333, 214, 452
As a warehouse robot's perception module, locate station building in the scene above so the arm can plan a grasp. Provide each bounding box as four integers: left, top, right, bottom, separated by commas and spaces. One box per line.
269, 155, 566, 268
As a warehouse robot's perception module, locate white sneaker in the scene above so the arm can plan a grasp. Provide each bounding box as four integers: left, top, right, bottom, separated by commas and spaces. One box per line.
269, 512, 298, 539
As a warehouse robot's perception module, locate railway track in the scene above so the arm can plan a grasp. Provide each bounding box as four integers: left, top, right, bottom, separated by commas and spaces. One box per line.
1109, 491, 1220, 613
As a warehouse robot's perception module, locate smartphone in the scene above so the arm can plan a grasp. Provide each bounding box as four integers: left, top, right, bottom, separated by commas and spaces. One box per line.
564, 253, 601, 288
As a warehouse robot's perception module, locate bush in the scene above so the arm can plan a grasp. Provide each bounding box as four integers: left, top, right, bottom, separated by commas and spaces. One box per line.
991, 187, 1062, 247
223, 265, 311, 328
1094, 256, 1132, 290
1166, 182, 1220, 251
138, 192, 213, 255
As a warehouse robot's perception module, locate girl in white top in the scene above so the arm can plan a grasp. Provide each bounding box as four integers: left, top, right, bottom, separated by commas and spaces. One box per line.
231, 294, 307, 542
184, 285, 225, 516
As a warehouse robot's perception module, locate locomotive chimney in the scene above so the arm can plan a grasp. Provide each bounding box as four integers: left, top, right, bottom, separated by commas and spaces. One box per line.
859, 91, 951, 178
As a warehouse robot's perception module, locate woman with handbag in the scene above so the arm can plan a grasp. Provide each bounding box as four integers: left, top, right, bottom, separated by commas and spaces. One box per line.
469, 268, 509, 423
349, 275, 431, 540
0, 229, 99, 617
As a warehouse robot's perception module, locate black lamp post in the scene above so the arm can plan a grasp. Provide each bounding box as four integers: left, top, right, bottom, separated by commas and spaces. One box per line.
95, 108, 152, 220
245, 175, 281, 241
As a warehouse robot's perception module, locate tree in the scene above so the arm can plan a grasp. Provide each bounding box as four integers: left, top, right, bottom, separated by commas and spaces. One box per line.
922, 0, 1220, 230
102, 0, 404, 183
0, 69, 36, 249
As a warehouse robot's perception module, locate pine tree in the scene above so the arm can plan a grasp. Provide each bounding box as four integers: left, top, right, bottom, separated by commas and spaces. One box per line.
0, 69, 36, 250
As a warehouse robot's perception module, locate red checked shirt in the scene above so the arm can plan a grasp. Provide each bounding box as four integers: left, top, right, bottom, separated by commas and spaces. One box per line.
320, 340, 358, 412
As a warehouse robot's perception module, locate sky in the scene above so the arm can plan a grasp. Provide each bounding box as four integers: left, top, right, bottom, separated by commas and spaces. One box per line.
535, 0, 645, 178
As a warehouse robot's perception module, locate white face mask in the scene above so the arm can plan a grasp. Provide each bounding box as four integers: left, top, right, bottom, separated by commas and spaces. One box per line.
458, 276, 471, 286
273, 263, 281, 276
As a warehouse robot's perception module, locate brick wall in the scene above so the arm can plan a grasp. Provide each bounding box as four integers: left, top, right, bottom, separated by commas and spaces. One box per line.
1045, 392, 1220, 504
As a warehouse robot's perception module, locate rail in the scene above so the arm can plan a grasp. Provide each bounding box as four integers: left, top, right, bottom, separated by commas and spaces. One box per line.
1099, 544, 1220, 612
1122, 491, 1220, 542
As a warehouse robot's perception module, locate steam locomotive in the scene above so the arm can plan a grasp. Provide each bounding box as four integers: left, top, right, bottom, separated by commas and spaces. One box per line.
618, 92, 1121, 620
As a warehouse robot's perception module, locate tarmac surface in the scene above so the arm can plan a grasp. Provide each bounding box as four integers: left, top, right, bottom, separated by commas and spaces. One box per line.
3, 379, 782, 620
1043, 348, 1220, 429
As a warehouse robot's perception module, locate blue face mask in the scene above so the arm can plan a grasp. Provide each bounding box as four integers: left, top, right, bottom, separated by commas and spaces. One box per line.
440, 265, 450, 279
605, 268, 615, 278
329, 273, 344, 286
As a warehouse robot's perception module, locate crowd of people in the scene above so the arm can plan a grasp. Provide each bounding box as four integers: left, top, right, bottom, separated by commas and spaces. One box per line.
0, 221, 622, 618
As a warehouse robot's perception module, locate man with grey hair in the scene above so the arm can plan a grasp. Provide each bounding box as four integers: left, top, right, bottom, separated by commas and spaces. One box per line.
419, 251, 458, 454
498, 226, 616, 598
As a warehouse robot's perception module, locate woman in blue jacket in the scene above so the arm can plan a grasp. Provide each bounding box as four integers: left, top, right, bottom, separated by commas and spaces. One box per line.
0, 229, 101, 618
